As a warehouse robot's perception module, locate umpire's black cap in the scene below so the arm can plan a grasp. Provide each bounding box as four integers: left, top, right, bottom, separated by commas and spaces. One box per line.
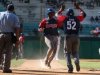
7, 4, 14, 11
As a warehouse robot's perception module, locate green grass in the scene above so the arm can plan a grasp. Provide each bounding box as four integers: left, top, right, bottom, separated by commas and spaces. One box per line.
11, 59, 25, 68
59, 59, 100, 69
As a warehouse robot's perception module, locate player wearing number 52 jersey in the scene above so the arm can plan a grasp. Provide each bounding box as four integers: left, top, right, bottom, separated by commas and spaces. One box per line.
57, 2, 86, 73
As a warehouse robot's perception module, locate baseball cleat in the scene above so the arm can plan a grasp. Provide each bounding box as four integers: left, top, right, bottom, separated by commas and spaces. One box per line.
75, 63, 80, 72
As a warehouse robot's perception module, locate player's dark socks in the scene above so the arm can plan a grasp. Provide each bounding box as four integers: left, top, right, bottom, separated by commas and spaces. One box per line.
45, 59, 51, 68
47, 62, 51, 68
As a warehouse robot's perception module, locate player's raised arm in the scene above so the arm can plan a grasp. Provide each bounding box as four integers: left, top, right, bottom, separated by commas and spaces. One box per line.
74, 2, 86, 21
56, 3, 65, 15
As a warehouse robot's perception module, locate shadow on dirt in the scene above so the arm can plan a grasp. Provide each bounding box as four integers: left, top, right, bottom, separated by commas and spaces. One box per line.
11, 69, 100, 75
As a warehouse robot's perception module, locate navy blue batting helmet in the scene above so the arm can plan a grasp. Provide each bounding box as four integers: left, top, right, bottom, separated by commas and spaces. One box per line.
66, 8, 74, 16
47, 8, 55, 15
7, 4, 14, 11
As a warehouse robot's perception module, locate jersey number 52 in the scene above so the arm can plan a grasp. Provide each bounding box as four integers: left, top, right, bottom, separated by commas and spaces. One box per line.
67, 21, 76, 30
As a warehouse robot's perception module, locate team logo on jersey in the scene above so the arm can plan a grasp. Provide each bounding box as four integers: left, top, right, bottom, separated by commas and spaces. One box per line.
46, 24, 57, 28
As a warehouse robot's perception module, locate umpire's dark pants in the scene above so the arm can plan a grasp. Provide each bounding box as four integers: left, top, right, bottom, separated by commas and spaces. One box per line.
0, 33, 13, 70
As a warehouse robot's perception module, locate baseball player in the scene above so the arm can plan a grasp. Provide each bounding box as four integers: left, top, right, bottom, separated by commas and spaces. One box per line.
18, 33, 25, 58
57, 2, 86, 73
38, 8, 61, 68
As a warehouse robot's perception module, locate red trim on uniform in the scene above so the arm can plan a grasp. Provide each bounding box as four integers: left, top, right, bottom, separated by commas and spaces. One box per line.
76, 16, 84, 22
57, 15, 67, 27
39, 19, 47, 28
39, 18, 64, 28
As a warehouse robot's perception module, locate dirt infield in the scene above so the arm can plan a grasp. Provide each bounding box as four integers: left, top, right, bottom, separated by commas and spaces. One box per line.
0, 59, 100, 75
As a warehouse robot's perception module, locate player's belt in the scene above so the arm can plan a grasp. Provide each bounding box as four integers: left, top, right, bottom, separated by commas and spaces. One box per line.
66, 34, 79, 36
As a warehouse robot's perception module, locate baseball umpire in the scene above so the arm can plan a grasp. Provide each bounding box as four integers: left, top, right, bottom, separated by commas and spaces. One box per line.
0, 4, 20, 73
